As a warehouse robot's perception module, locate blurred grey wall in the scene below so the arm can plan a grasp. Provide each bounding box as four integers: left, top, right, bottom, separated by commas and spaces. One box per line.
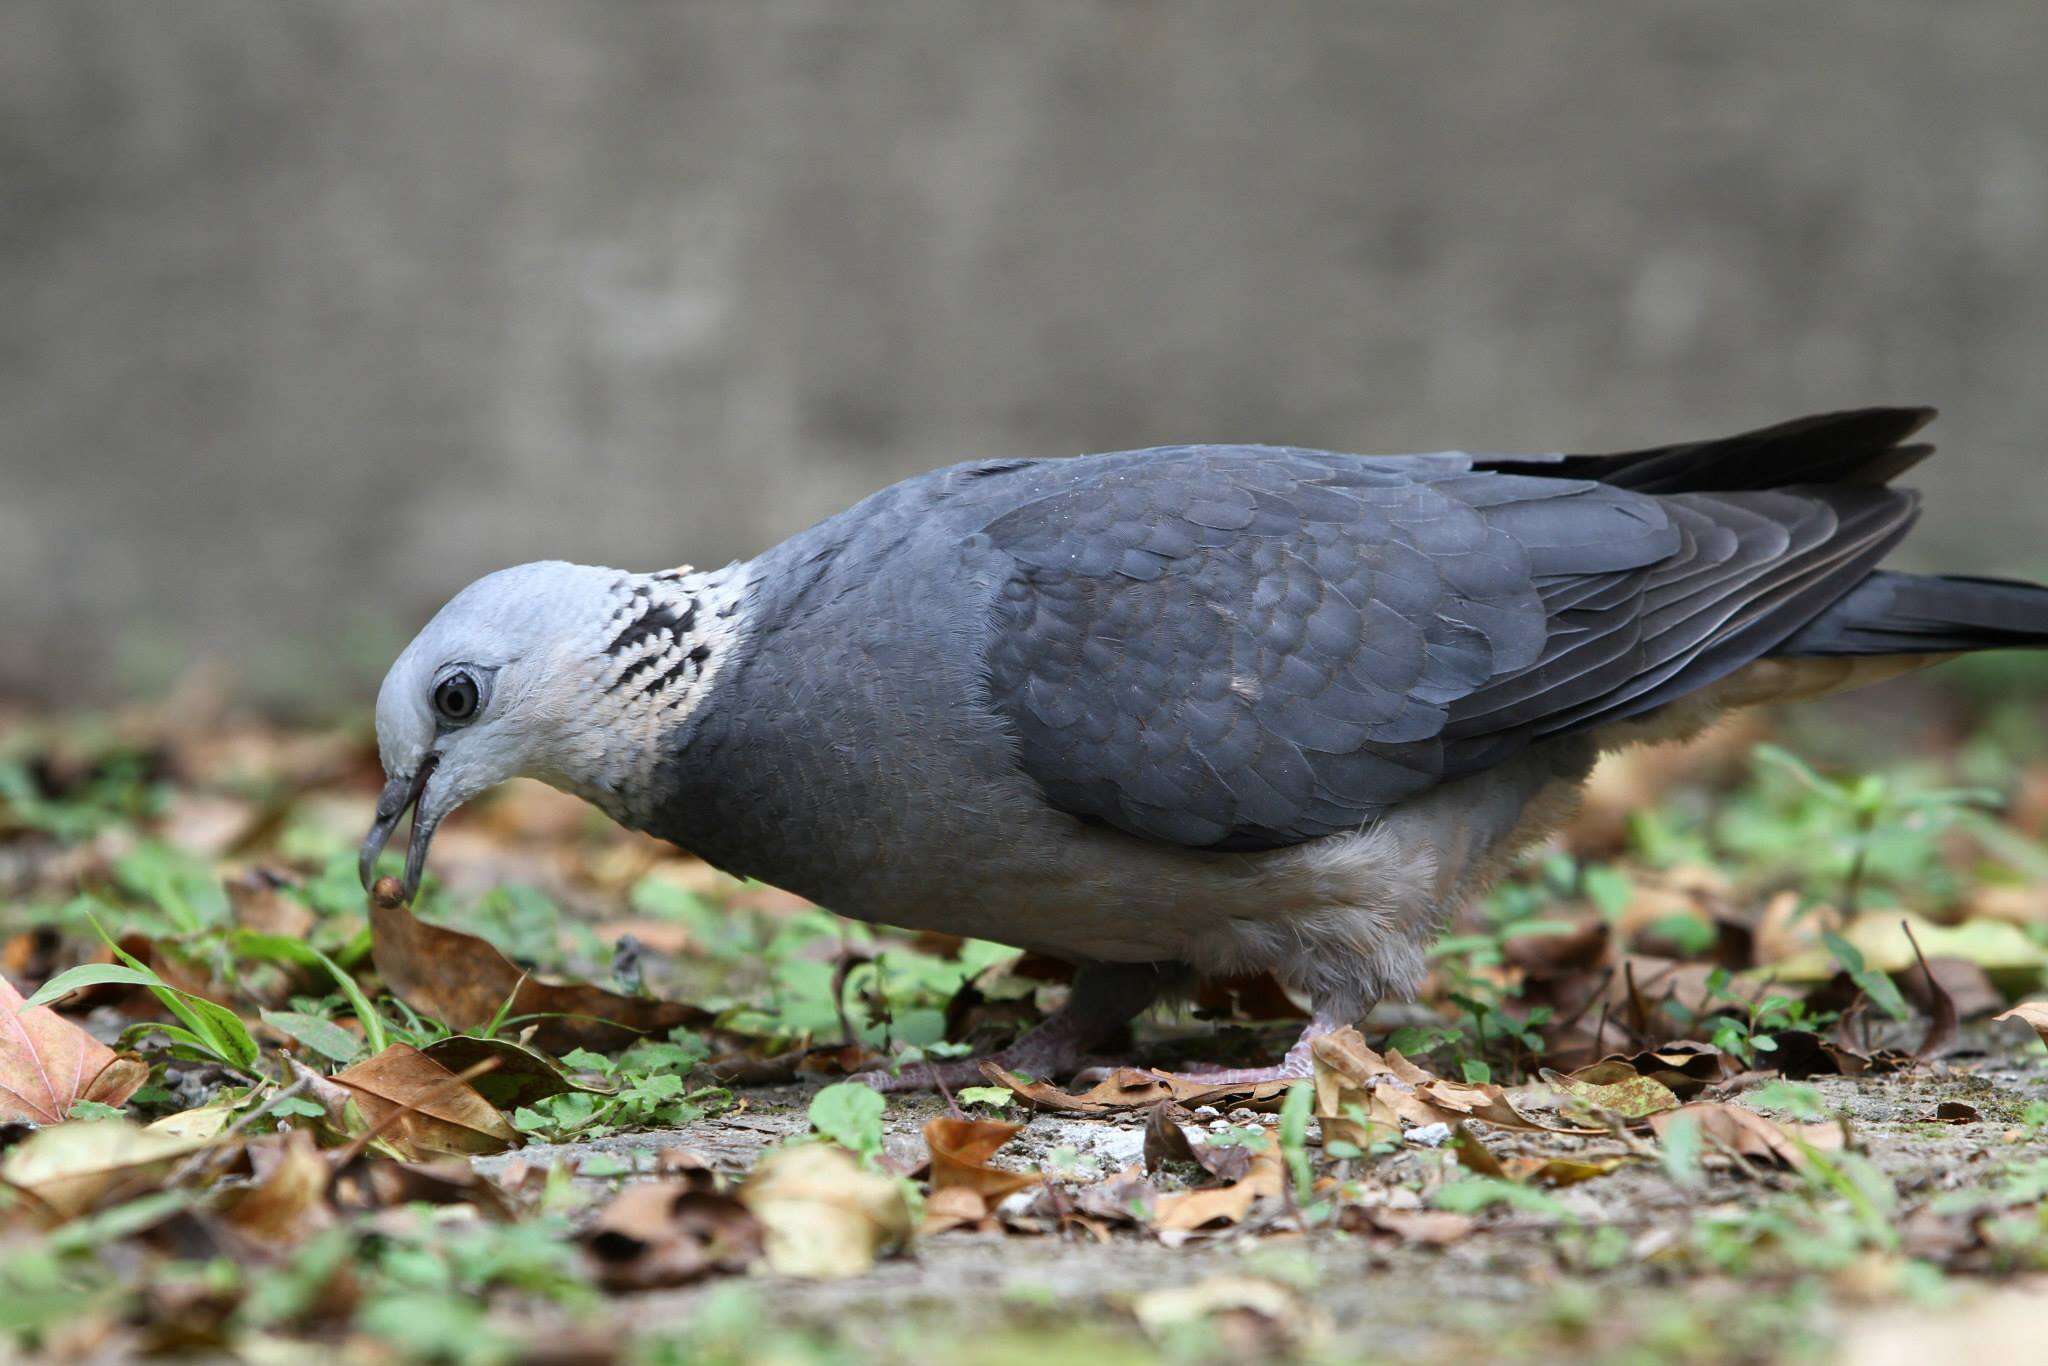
5, 1, 2048, 707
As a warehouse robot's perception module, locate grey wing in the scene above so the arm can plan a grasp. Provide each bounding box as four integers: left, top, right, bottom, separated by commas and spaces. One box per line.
979, 444, 1914, 850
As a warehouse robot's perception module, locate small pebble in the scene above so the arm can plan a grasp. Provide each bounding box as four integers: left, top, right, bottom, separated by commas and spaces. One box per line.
1192, 1105, 1221, 1118
1406, 1122, 1452, 1148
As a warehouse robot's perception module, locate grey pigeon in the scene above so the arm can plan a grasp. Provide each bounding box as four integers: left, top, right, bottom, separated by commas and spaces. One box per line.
360, 408, 2048, 1085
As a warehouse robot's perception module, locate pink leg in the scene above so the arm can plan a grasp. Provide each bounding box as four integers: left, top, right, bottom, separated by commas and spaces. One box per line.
1145, 1008, 1353, 1086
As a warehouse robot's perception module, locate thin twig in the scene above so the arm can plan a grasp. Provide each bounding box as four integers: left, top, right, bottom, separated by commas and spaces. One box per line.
163, 1073, 314, 1189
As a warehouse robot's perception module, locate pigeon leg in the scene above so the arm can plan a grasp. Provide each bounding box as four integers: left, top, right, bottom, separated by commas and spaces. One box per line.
853, 961, 1167, 1093
1141, 1005, 1356, 1086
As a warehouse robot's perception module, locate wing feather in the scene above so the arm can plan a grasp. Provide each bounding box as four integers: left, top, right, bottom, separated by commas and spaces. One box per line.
981, 441, 1917, 851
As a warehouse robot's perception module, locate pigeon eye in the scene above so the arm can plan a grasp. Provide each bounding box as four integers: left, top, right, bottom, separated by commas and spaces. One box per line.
432, 671, 480, 723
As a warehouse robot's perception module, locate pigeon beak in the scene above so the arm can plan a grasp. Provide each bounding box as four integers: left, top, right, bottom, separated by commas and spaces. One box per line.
358, 753, 440, 900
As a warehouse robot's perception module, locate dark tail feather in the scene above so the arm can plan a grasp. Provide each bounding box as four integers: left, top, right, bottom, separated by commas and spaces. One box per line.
1775, 571, 2048, 657
1479, 407, 1937, 493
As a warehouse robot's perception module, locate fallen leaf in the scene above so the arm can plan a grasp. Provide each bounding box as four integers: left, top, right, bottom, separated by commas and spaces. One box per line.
1931, 1101, 1981, 1124
1133, 1275, 1327, 1356
1142, 1101, 1255, 1183
1587, 1044, 1730, 1098
921, 1185, 994, 1235
1450, 1121, 1628, 1187
582, 1180, 763, 1288
417, 1035, 611, 1111
329, 1043, 520, 1159
335, 1157, 517, 1219
1150, 1130, 1282, 1232
1067, 1164, 1161, 1226
369, 895, 708, 1053
1310, 1029, 1600, 1138
924, 1116, 1040, 1200
739, 1142, 911, 1277
1648, 1103, 1843, 1171
1774, 914, 2048, 991
1993, 1001, 2048, 1048
0, 971, 148, 1124
0, 1119, 205, 1221
982, 1063, 1292, 1114
1354, 1207, 1477, 1245
1542, 1067, 1681, 1120
221, 1129, 333, 1247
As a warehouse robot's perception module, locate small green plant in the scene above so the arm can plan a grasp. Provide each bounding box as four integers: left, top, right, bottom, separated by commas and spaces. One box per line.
805, 1080, 886, 1162
510, 1041, 729, 1142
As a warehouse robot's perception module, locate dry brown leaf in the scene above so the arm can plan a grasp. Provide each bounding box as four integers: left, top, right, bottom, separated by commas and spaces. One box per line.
1355, 1207, 1477, 1245
1993, 1001, 2048, 1048
1648, 1102, 1844, 1171
920, 1185, 994, 1235
0, 971, 148, 1124
1310, 1029, 1599, 1139
1068, 1164, 1161, 1226
369, 894, 708, 1053
1133, 1274, 1328, 1356
1541, 1067, 1681, 1121
1142, 1101, 1255, 1183
740, 1142, 912, 1277
329, 1043, 520, 1159
1150, 1130, 1282, 1233
981, 1063, 1291, 1114
222, 1129, 334, 1247
582, 1180, 763, 1289
924, 1116, 1040, 1201
335, 1157, 517, 1219
0, 1119, 206, 1222
1450, 1121, 1626, 1186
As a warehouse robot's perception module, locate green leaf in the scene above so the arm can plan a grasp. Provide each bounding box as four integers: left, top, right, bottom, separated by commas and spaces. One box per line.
66, 1099, 127, 1122
20, 963, 163, 1009
231, 931, 388, 1055
261, 1009, 363, 1064
807, 1081, 885, 1158
955, 1086, 1015, 1110
1822, 929, 1911, 1021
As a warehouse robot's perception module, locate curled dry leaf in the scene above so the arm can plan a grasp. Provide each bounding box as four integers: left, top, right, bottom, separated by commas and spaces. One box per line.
1133, 1275, 1328, 1357
1311, 1029, 1600, 1140
417, 1035, 612, 1110
924, 1116, 1040, 1201
1578, 1045, 1729, 1098
1351, 1207, 1477, 1245
337, 1156, 518, 1219
981, 1063, 1291, 1114
0, 971, 148, 1124
369, 894, 709, 1053
739, 1142, 912, 1278
582, 1179, 764, 1289
329, 1043, 520, 1159
1648, 1102, 1845, 1171
0, 1119, 206, 1222
222, 1129, 334, 1248
921, 1185, 997, 1235
1993, 1001, 2048, 1048
1150, 1130, 1282, 1233
1143, 1101, 1255, 1183
1451, 1122, 1629, 1187
1541, 1067, 1681, 1121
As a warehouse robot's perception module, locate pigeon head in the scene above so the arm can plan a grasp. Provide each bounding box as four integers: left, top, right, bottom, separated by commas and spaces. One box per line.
358, 559, 693, 900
